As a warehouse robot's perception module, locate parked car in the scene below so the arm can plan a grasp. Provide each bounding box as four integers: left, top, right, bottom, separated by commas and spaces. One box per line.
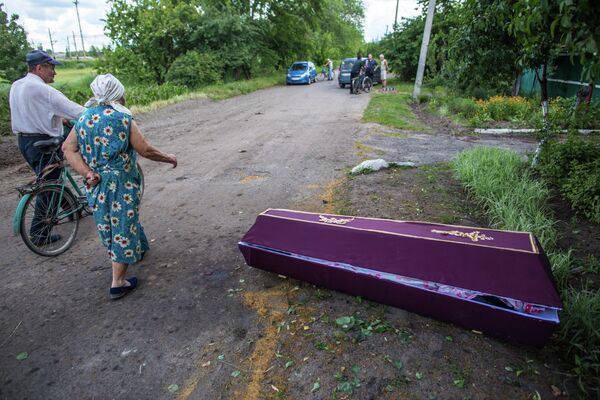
286, 61, 317, 85
338, 57, 381, 88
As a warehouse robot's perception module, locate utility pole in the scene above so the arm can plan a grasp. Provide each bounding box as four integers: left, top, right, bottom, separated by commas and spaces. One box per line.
412, 0, 436, 99
394, 0, 400, 30
73, 0, 86, 57
66, 36, 71, 58
72, 31, 79, 60
47, 28, 55, 56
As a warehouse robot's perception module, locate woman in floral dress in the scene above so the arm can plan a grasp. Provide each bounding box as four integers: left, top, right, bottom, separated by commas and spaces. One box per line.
63, 74, 177, 299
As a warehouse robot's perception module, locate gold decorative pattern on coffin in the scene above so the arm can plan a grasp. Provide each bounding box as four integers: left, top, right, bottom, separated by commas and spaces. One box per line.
430, 229, 494, 242
318, 215, 355, 225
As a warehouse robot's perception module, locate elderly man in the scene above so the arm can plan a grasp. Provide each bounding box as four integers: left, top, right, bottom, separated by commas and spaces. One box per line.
9, 50, 85, 245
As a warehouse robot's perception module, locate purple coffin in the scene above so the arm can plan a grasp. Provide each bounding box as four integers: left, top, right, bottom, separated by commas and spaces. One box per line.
239, 209, 562, 345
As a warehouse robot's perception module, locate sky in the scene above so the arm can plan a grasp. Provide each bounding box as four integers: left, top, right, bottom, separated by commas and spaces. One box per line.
3, 0, 422, 53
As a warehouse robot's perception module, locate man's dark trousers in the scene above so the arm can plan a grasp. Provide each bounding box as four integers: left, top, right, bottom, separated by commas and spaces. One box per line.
18, 134, 63, 241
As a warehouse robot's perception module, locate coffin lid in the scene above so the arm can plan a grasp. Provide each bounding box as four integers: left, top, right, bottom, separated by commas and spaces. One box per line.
241, 209, 562, 308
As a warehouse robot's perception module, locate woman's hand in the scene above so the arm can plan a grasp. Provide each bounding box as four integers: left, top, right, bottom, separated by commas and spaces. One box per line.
166, 154, 177, 168
85, 170, 101, 187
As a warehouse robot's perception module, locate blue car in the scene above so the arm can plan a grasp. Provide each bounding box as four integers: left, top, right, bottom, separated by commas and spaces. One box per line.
286, 61, 317, 85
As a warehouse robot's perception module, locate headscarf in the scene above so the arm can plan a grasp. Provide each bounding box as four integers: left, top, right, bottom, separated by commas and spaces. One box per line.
84, 73, 132, 116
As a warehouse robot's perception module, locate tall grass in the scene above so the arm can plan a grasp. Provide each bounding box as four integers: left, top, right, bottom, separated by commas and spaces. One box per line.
453, 147, 556, 247
453, 147, 600, 396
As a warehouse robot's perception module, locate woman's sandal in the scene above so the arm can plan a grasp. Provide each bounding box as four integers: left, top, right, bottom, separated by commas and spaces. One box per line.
109, 277, 138, 300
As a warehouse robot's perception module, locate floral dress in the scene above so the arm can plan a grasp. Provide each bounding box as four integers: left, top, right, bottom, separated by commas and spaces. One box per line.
74, 105, 148, 263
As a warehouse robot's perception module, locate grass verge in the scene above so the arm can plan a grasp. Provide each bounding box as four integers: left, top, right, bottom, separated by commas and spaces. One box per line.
362, 92, 430, 132
453, 146, 600, 396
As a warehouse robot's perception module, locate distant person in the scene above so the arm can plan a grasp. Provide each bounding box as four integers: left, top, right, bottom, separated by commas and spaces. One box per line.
379, 54, 389, 88
326, 58, 334, 80
63, 74, 177, 300
364, 53, 378, 80
350, 53, 364, 94
9, 50, 85, 245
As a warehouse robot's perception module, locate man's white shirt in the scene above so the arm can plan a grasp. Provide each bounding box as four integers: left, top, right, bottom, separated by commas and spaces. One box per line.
9, 73, 85, 137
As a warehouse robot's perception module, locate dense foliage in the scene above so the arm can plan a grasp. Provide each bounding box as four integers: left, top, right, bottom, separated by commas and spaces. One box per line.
537, 135, 600, 223
165, 51, 221, 87
377, 0, 521, 96
0, 3, 30, 82
99, 0, 365, 85
378, 0, 599, 99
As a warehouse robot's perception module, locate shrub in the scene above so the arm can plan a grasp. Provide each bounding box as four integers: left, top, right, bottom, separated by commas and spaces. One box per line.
561, 158, 600, 223
165, 51, 221, 88
446, 97, 478, 119
537, 135, 600, 186
537, 135, 600, 222
94, 47, 155, 84
0, 83, 10, 135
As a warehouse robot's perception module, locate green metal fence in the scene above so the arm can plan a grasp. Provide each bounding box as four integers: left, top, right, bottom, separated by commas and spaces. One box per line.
519, 56, 599, 101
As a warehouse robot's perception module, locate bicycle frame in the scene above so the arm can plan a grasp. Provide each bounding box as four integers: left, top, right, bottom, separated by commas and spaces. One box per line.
13, 164, 87, 235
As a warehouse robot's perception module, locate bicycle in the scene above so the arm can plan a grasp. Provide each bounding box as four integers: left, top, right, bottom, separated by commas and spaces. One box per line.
317, 66, 335, 82
13, 136, 145, 257
351, 71, 372, 94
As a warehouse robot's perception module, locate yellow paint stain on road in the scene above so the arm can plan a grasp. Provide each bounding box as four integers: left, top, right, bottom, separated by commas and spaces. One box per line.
235, 287, 288, 400
321, 178, 345, 214
175, 344, 212, 400
240, 175, 268, 184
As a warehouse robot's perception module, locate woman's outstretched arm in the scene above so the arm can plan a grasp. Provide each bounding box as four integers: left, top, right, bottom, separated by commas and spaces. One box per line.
130, 120, 177, 168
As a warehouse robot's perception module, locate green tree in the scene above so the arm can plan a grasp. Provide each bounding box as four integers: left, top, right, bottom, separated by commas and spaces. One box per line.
442, 0, 521, 97
551, 0, 600, 102
165, 50, 221, 87
0, 3, 30, 82
104, 0, 202, 83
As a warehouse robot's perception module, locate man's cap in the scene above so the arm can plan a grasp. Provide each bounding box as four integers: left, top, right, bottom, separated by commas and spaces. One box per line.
26, 50, 61, 66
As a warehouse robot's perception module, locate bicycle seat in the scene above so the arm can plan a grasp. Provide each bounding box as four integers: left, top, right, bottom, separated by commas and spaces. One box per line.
33, 137, 63, 154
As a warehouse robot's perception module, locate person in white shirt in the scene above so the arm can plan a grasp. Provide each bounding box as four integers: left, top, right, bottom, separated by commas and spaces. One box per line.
9, 50, 84, 245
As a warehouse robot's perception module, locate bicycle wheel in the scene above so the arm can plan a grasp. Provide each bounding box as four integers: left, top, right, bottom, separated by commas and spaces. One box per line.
136, 162, 145, 202
352, 78, 361, 94
20, 185, 80, 256
317, 73, 325, 82
363, 77, 373, 93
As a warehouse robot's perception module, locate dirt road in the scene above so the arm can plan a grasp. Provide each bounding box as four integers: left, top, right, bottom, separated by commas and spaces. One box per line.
1, 82, 551, 399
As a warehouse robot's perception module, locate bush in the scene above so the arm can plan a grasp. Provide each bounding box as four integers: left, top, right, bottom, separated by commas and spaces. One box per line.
165, 51, 221, 88
561, 158, 600, 223
0, 83, 10, 135
537, 135, 600, 186
446, 97, 478, 119
537, 135, 600, 222
94, 47, 155, 84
